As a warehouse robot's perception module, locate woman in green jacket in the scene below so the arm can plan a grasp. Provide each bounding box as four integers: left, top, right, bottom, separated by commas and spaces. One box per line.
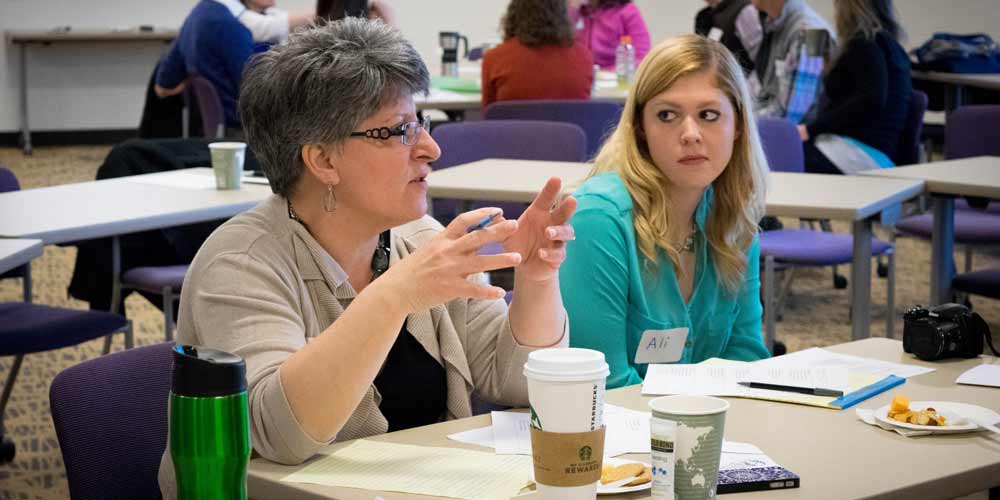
561, 34, 772, 389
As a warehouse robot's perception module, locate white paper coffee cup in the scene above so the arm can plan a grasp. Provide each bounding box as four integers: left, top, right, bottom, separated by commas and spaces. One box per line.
209, 142, 246, 190
524, 348, 610, 500
649, 396, 729, 500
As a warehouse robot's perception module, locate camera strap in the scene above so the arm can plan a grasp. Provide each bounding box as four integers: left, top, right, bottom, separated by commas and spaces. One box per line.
971, 311, 1000, 356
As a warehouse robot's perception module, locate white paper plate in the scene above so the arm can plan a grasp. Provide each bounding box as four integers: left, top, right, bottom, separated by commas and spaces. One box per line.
597, 457, 652, 495
875, 401, 999, 433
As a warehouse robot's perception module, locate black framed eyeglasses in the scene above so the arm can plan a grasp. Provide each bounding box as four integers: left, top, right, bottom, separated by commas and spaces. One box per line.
349, 116, 431, 146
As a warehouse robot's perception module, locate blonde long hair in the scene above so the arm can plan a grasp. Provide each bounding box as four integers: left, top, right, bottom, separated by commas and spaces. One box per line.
834, 0, 905, 44
591, 35, 769, 294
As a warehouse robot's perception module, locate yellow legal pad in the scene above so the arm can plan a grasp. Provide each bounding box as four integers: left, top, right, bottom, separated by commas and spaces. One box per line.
282, 439, 533, 499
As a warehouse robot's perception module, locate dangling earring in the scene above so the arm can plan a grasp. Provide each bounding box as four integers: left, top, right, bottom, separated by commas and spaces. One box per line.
323, 183, 337, 213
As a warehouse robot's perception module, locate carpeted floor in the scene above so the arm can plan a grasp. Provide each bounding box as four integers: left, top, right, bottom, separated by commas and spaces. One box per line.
0, 145, 998, 499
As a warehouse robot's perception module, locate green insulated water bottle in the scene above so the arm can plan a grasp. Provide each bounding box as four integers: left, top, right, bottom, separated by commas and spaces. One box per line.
170, 345, 251, 500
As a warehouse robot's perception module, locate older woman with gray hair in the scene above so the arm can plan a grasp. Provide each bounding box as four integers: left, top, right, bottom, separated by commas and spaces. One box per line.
158, 17, 576, 495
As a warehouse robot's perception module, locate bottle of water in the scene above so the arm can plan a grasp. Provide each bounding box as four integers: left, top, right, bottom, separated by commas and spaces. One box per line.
615, 35, 635, 89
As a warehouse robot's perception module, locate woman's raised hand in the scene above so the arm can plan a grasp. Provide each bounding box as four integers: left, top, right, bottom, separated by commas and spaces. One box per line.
503, 177, 578, 284
379, 208, 522, 314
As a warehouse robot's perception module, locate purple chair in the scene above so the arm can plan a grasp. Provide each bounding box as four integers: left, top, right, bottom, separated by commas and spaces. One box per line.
120, 264, 188, 341
755, 119, 897, 349
50, 342, 173, 500
483, 99, 623, 159
430, 120, 587, 224
184, 75, 225, 139
893, 105, 1000, 276
952, 268, 1000, 300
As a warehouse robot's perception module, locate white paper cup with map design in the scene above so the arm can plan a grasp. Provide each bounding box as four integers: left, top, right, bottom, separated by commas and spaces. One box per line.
649, 395, 729, 500
523, 348, 609, 500
209, 142, 246, 190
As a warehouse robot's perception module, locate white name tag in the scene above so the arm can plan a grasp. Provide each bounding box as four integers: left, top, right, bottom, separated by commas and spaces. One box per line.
634, 328, 688, 364
708, 27, 724, 41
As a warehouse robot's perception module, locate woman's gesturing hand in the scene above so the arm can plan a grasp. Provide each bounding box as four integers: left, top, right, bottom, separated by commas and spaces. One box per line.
503, 177, 578, 284
380, 208, 523, 314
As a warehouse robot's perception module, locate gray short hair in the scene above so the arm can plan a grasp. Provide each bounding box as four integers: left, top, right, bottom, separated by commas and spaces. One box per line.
239, 18, 430, 197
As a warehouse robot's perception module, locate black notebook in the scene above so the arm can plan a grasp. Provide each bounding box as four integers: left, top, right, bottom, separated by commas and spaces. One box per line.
717, 465, 800, 494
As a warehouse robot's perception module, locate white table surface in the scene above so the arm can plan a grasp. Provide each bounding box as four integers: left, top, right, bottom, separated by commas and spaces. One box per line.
247, 338, 1000, 500
427, 159, 923, 223
0, 238, 43, 275
0, 168, 271, 244
860, 156, 1000, 200
911, 71, 1000, 92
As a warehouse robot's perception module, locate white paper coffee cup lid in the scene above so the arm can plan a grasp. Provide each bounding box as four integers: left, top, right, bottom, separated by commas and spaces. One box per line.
523, 348, 609, 382
209, 142, 247, 150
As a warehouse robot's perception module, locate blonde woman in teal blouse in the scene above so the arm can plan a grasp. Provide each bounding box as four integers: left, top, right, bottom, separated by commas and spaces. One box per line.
561, 35, 771, 389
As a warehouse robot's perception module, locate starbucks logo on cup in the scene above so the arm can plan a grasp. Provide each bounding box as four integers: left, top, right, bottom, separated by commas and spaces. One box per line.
579, 445, 593, 461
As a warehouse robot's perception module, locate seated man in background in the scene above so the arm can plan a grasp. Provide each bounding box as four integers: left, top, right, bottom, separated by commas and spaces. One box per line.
750, 0, 834, 122
481, 0, 594, 110
215, 0, 315, 43
154, 0, 267, 134
695, 0, 762, 73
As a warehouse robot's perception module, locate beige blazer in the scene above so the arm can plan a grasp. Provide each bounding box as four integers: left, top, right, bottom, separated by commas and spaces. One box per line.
159, 195, 567, 496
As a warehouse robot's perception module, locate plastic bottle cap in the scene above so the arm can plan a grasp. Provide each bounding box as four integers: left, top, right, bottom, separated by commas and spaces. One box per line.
171, 345, 247, 398
620, 35, 632, 44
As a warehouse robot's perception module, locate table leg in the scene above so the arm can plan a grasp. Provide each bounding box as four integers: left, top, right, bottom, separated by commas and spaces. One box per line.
930, 196, 955, 305
103, 235, 123, 353
18, 43, 33, 155
850, 219, 873, 341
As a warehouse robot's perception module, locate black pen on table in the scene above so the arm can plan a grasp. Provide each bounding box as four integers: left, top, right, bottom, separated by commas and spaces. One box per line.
737, 381, 844, 397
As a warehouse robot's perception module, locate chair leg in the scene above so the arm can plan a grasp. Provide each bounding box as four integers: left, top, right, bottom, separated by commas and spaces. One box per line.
964, 246, 973, 274
163, 287, 175, 342
124, 320, 134, 349
102, 334, 113, 355
886, 248, 896, 339
775, 267, 796, 320
0, 355, 25, 416
764, 255, 776, 352
21, 264, 32, 304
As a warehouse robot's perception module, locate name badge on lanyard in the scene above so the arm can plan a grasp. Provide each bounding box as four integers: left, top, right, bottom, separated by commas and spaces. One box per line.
634, 328, 688, 364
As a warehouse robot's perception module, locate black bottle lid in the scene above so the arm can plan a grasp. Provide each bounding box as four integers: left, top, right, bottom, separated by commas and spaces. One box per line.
171, 345, 247, 398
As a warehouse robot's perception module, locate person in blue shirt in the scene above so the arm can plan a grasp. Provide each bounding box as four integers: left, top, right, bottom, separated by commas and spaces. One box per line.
560, 34, 772, 389
154, 0, 267, 130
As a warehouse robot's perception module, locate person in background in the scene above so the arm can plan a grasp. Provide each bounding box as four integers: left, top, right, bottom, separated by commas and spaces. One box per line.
481, 0, 594, 110
214, 0, 315, 43
158, 18, 576, 497
568, 0, 651, 70
749, 0, 834, 122
560, 35, 771, 389
694, 0, 762, 73
154, 0, 266, 133
798, 0, 910, 174
317, 0, 396, 24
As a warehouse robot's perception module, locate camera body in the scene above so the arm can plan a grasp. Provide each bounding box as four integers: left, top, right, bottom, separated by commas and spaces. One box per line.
903, 303, 984, 361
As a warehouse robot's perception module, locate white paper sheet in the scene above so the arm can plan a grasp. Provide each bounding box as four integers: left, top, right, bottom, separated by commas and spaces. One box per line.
956, 363, 1000, 388
641, 363, 850, 396
282, 440, 532, 500
448, 404, 654, 457
127, 171, 216, 190
756, 347, 935, 379
491, 411, 532, 455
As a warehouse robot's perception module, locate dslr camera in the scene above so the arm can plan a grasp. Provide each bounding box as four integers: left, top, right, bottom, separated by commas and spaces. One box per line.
903, 303, 997, 361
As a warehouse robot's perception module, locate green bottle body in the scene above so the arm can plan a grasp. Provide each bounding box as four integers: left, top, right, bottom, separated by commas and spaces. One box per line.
170, 392, 251, 500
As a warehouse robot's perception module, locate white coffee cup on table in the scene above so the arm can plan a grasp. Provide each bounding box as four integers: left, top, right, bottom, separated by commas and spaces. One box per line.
209, 142, 246, 190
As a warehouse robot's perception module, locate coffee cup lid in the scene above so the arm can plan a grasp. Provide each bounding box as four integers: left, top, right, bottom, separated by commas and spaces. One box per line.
523, 348, 609, 382
209, 141, 247, 150
171, 345, 247, 398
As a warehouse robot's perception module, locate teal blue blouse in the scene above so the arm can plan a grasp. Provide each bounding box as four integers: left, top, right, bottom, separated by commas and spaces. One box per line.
561, 173, 770, 389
